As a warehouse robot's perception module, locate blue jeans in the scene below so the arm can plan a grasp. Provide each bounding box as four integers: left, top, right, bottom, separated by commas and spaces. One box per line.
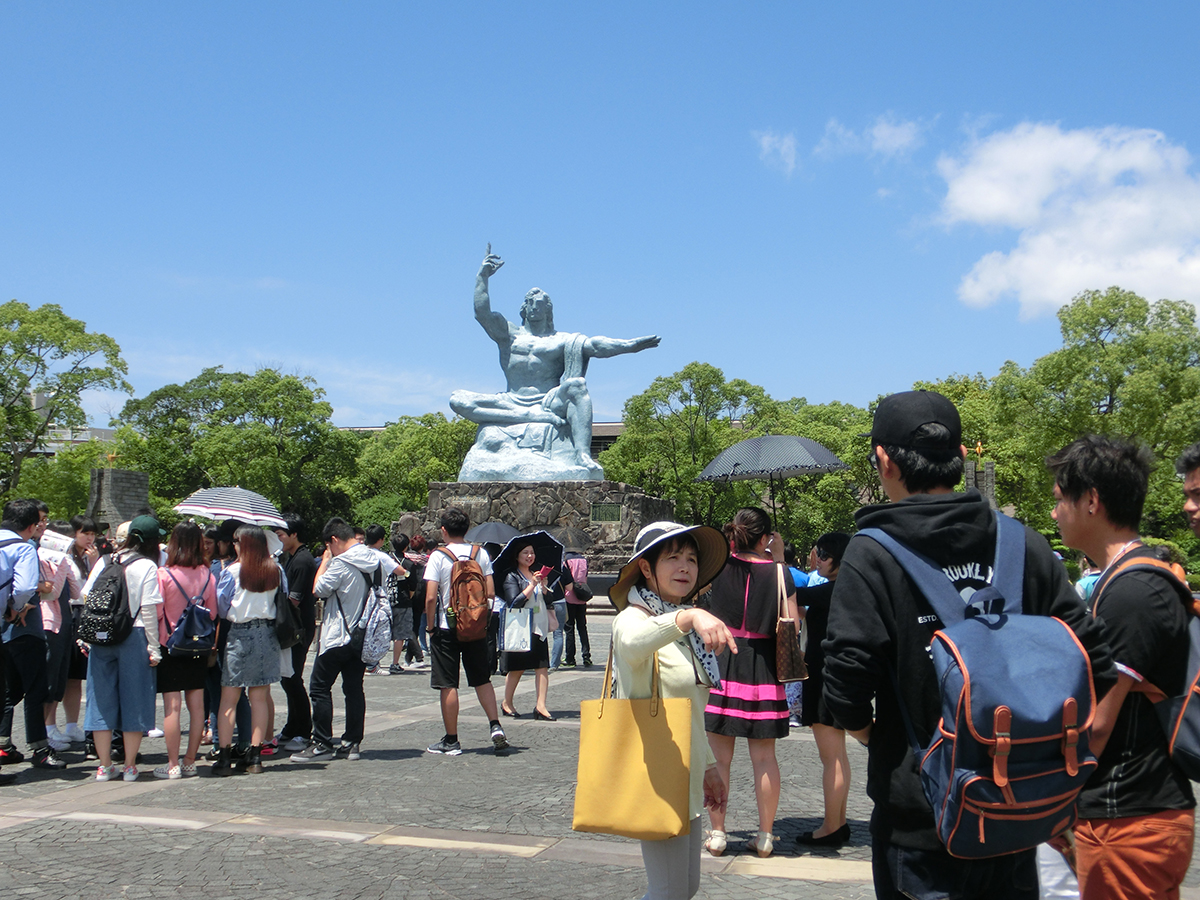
550, 600, 567, 668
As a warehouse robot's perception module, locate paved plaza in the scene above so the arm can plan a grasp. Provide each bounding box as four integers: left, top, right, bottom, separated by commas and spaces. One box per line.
2, 614, 1199, 899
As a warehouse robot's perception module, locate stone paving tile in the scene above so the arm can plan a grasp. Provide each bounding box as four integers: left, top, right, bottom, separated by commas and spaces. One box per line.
0, 817, 875, 900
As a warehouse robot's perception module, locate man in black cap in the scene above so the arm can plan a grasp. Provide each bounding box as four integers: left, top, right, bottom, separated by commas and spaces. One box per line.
821, 390, 1115, 899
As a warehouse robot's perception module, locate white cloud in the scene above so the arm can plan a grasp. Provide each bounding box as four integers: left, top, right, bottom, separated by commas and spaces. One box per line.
754, 130, 798, 176
939, 123, 1200, 316
870, 116, 922, 156
814, 114, 923, 158
813, 119, 862, 156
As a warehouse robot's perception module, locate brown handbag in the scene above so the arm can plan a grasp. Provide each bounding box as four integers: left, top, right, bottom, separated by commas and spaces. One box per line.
774, 563, 808, 683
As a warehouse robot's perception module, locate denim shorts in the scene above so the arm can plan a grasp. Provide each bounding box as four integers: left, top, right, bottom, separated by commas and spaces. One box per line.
83, 627, 157, 733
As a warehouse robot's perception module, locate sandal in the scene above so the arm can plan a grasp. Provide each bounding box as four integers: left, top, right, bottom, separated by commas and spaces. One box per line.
746, 831, 774, 858
705, 830, 727, 857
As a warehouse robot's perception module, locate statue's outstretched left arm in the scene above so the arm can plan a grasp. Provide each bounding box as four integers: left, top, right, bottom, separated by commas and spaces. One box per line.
584, 335, 661, 358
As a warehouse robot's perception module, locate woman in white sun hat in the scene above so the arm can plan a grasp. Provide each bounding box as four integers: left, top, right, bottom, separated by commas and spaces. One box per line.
609, 521, 736, 900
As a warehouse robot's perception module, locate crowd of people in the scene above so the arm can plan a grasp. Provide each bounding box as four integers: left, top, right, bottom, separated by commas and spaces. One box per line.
0, 502, 592, 779
2, 387, 1199, 900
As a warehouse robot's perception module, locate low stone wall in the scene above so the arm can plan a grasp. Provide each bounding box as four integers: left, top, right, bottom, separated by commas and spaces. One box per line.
396, 480, 673, 576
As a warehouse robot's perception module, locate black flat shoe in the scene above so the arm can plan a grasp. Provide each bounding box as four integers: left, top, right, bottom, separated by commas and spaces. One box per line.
533, 710, 556, 722
501, 706, 521, 719
795, 824, 851, 846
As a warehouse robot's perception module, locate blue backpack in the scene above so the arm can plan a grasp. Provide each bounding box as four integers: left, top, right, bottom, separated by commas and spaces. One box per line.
860, 513, 1098, 859
163, 569, 217, 657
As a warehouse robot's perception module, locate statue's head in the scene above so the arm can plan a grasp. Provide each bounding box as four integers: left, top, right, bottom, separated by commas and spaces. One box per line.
520, 288, 555, 331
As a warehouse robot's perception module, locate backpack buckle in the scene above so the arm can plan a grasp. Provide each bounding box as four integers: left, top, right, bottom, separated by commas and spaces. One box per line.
1062, 697, 1080, 776
991, 706, 1012, 788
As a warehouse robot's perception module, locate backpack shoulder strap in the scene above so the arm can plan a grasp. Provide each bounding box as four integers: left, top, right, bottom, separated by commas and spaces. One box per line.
468, 544, 480, 562
858, 529, 967, 626
1092, 554, 1194, 619
860, 511, 1026, 624
437, 546, 459, 565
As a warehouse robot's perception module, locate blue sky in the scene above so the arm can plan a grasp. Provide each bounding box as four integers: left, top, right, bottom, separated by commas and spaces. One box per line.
4, 3, 1200, 427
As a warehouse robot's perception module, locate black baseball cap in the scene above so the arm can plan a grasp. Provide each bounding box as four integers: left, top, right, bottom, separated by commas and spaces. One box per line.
870, 390, 962, 450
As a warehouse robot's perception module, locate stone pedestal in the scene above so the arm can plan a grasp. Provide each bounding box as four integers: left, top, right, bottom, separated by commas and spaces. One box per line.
86, 468, 150, 537
403, 480, 673, 576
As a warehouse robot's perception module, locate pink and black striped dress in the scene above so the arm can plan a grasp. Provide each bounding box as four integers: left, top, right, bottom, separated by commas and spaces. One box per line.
703, 554, 794, 740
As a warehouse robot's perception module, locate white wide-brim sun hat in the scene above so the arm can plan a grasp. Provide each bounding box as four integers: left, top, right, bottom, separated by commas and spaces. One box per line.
609, 521, 729, 611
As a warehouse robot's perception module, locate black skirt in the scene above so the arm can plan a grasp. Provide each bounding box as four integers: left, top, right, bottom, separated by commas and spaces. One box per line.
502, 634, 550, 671
800, 671, 838, 728
704, 635, 789, 740
156, 651, 210, 693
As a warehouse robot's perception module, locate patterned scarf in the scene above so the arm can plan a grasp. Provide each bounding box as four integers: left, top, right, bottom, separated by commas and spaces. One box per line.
628, 585, 723, 690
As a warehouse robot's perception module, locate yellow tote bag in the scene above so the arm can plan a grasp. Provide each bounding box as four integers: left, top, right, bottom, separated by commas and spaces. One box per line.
572, 649, 692, 841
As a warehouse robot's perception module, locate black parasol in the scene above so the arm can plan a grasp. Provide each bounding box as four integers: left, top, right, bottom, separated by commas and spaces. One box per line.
696, 434, 849, 527
492, 531, 565, 581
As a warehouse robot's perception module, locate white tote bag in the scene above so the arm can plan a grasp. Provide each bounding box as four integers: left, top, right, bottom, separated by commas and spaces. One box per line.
502, 607, 533, 653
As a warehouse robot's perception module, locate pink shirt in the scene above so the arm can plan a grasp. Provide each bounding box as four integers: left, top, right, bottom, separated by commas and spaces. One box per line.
156, 565, 218, 644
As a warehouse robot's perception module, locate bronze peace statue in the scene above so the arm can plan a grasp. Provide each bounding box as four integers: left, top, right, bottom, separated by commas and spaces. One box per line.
450, 245, 660, 482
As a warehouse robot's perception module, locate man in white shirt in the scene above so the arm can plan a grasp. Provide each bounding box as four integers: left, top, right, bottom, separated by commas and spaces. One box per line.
291, 518, 382, 763
424, 507, 508, 756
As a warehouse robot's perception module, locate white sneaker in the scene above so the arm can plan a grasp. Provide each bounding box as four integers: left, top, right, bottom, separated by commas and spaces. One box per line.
95, 765, 118, 782
122, 765, 139, 782
46, 724, 64, 742
146, 728, 164, 738
281, 735, 309, 753
153, 764, 182, 780
64, 723, 86, 743
46, 733, 71, 752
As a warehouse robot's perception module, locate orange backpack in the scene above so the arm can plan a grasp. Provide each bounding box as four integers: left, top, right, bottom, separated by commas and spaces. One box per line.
438, 545, 490, 642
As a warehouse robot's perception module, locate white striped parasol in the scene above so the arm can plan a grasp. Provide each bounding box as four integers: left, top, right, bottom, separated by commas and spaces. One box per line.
173, 487, 288, 529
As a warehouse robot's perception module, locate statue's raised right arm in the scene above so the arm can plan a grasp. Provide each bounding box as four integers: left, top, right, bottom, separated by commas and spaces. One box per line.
474, 244, 512, 344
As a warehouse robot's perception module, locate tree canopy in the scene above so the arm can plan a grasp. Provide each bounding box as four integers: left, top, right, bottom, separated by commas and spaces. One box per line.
920, 286, 1200, 557
112, 367, 360, 527
338, 413, 476, 526
0, 301, 130, 496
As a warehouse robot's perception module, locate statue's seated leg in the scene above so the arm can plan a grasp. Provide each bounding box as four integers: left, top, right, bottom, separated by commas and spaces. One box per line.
552, 377, 599, 469
450, 390, 565, 428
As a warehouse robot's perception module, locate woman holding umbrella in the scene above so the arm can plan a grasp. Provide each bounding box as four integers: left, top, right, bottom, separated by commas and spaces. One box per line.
497, 534, 567, 721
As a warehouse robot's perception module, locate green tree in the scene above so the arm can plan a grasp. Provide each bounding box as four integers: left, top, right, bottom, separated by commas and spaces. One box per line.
770, 399, 877, 552
113, 367, 360, 527
0, 301, 131, 496
15, 440, 111, 519
340, 414, 477, 524
921, 287, 1200, 554
600, 362, 778, 526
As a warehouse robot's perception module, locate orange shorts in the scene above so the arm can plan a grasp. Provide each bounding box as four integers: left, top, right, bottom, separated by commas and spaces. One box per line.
1074, 808, 1195, 900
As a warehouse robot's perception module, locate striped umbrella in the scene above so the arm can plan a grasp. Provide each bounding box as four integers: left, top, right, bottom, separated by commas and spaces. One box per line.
174, 487, 288, 529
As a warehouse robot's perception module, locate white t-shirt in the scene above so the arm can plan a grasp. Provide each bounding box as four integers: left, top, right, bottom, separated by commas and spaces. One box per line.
424, 543, 493, 630
368, 547, 405, 579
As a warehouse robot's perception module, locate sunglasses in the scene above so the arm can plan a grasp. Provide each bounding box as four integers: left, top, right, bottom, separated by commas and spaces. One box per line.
815, 546, 831, 561
868, 450, 879, 469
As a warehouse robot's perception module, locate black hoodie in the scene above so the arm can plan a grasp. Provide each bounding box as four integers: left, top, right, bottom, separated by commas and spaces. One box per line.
822, 489, 1116, 850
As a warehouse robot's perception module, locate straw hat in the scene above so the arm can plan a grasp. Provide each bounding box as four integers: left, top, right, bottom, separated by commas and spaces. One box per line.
609, 521, 728, 611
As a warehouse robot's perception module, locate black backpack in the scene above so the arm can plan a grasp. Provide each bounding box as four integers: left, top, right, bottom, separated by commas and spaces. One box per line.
77, 556, 136, 646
